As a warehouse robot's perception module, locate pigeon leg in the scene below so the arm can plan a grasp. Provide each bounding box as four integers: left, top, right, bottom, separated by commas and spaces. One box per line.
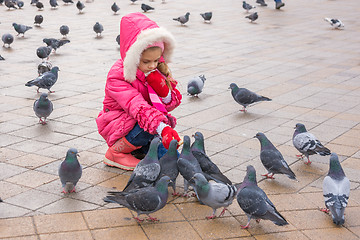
48, 90, 55, 93
240, 106, 247, 112
256, 219, 261, 223
69, 187, 76, 193
240, 221, 251, 229
296, 154, 304, 159
172, 191, 181, 196
304, 157, 311, 165
319, 208, 330, 214
146, 215, 159, 222
206, 209, 217, 219
37, 88, 40, 93
261, 173, 275, 179
133, 217, 144, 223
61, 188, 68, 194
218, 207, 227, 217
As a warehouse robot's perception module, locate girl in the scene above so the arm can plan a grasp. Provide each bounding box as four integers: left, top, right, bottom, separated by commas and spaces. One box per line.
96, 12, 182, 171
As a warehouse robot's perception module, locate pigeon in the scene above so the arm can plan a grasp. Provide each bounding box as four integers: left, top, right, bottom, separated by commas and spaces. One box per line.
76, 0, 85, 13
293, 123, 331, 165
245, 12, 258, 22
173, 12, 190, 25
0, 55, 4, 60
237, 165, 288, 228
156, 139, 179, 195
16, 0, 24, 8
34, 15, 44, 26
50, 0, 58, 8
187, 75, 206, 97
243, 1, 256, 12
104, 175, 172, 223
60, 25, 69, 37
256, 0, 267, 6
36, 46, 52, 60
33, 92, 53, 124
116, 34, 120, 45
111, 2, 120, 14
2, 33, 14, 48
36, 1, 43, 10
254, 132, 296, 180
200, 12, 212, 22
59, 148, 82, 194
229, 83, 271, 112
30, 0, 38, 4
93, 22, 103, 36
177, 135, 203, 197
43, 38, 70, 52
130, 0, 137, 4
0, 197, 2, 202
191, 173, 239, 219
141, 3, 154, 12
191, 132, 232, 185
5, 0, 17, 9
13, 23, 32, 36
25, 66, 59, 93
37, 61, 52, 75
122, 137, 161, 192
324, 18, 344, 29
322, 153, 350, 225
62, 0, 73, 4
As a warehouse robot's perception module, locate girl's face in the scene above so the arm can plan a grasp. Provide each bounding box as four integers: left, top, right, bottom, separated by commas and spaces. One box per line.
138, 47, 162, 74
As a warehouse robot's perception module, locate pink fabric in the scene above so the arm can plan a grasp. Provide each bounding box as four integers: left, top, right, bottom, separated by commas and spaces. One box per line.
147, 84, 167, 114
96, 13, 182, 147
147, 41, 164, 52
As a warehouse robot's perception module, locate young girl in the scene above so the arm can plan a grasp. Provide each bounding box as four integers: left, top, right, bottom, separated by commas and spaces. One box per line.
96, 12, 182, 171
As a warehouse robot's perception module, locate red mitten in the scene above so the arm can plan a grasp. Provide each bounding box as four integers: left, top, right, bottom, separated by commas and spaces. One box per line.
146, 70, 169, 98
161, 126, 180, 149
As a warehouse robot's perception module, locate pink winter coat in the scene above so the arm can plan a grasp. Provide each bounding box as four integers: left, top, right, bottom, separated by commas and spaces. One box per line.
96, 13, 182, 147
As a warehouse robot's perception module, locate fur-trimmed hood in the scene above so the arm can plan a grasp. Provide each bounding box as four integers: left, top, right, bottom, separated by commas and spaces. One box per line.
120, 12, 176, 82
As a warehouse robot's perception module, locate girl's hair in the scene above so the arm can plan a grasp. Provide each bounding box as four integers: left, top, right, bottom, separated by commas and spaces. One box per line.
157, 62, 175, 90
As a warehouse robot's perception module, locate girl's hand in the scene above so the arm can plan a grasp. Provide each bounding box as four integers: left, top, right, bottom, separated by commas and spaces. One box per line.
146, 70, 169, 97
161, 126, 180, 149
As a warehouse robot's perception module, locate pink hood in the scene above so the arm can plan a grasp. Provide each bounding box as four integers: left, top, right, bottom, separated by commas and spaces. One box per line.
120, 12, 176, 82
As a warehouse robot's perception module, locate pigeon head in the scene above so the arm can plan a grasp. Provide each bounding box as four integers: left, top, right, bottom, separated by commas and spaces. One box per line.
191, 132, 205, 151
254, 132, 268, 144
244, 165, 257, 184
147, 137, 161, 160
229, 83, 239, 90
167, 139, 179, 154
182, 135, 191, 151
156, 175, 172, 192
65, 148, 79, 162
294, 123, 307, 133
39, 93, 49, 101
328, 153, 345, 179
185, 12, 190, 17
191, 172, 209, 189
51, 66, 60, 73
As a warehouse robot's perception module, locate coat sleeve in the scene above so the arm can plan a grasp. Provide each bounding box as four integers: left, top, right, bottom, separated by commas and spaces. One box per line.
106, 76, 168, 135
163, 81, 182, 112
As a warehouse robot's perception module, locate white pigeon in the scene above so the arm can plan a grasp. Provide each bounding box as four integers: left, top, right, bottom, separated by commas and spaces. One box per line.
324, 18, 344, 29
322, 153, 350, 225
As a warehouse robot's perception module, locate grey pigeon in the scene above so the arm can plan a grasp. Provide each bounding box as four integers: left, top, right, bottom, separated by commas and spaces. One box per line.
242, 1, 256, 12
254, 132, 296, 180
25, 66, 59, 93
324, 18, 344, 29
62, 0, 73, 4
36, 1, 43, 10
122, 138, 161, 192
322, 153, 350, 225
2, 33, 14, 48
245, 12, 258, 22
293, 123, 331, 165
177, 135, 203, 197
59, 148, 82, 194
191, 132, 232, 185
60, 25, 69, 37
0, 197, 2, 202
93, 22, 103, 36
229, 83, 271, 112
200, 12, 212, 22
156, 139, 179, 195
16, 0, 24, 8
104, 175, 172, 223
30, 0, 39, 5
130, 0, 137, 4
43, 38, 70, 52
116, 34, 120, 45
237, 165, 288, 228
111, 2, 120, 14
37, 61, 52, 75
0, 55, 4, 60
36, 46, 52, 60
5, 0, 17, 9
187, 75, 206, 97
12, 23, 32, 36
76, 0, 85, 13
33, 92, 53, 124
141, 3, 154, 12
34, 15, 44, 26
50, 0, 58, 8
173, 12, 190, 25
192, 173, 239, 219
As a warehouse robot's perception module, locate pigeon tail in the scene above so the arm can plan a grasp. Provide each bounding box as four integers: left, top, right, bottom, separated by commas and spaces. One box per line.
25, 79, 37, 87
259, 96, 271, 101
316, 147, 331, 156
263, 210, 288, 226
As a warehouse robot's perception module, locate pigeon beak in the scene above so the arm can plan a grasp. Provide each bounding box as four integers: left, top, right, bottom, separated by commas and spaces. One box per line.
76, 153, 80, 157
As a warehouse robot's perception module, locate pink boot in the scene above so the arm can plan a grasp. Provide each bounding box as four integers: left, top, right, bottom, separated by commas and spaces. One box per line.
104, 137, 141, 171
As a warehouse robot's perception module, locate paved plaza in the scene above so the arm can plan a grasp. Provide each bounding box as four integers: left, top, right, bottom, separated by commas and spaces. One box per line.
1, 0, 360, 239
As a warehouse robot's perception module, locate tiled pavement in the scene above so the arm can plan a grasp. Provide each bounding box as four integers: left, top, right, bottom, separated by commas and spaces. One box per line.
1, 0, 360, 239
